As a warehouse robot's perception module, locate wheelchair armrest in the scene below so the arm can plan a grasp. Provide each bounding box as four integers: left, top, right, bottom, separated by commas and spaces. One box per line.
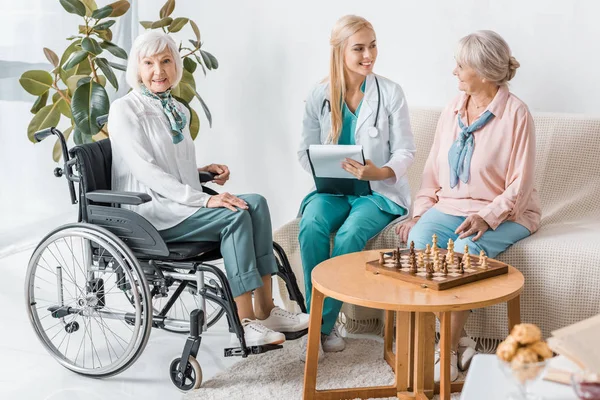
199, 171, 217, 183
86, 190, 152, 205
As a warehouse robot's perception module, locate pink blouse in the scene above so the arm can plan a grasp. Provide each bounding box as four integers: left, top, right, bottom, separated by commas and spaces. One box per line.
413, 86, 541, 233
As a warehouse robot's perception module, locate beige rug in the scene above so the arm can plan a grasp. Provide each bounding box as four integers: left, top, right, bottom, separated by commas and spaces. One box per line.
184, 338, 460, 400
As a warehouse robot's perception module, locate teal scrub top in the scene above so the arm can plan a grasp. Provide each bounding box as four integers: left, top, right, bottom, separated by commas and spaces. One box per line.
301, 79, 406, 217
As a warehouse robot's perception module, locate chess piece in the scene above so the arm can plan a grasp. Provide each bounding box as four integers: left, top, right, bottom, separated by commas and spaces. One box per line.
425, 244, 431, 262
442, 255, 448, 275
481, 255, 488, 269
410, 253, 417, 273
432, 233, 438, 251
426, 262, 434, 279
479, 249, 486, 263
447, 239, 455, 264
418, 252, 425, 269
379, 252, 385, 265
463, 245, 471, 269
458, 259, 465, 274
410, 241, 415, 252
433, 252, 440, 271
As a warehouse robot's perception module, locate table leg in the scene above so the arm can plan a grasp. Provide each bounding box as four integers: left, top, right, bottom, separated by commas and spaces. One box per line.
413, 312, 435, 397
303, 287, 325, 400
439, 312, 452, 400
395, 311, 410, 393
384, 310, 394, 364
507, 295, 521, 332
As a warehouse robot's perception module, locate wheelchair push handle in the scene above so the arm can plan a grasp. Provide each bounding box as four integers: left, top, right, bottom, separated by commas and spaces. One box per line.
34, 127, 55, 143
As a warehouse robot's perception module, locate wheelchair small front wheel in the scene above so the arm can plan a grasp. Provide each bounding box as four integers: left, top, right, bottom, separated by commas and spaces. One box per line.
169, 356, 202, 391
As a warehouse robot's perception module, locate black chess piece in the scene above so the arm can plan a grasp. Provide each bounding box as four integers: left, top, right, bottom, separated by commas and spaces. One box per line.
426, 262, 434, 279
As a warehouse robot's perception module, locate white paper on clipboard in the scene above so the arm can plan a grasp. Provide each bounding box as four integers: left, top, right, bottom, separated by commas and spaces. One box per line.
308, 145, 365, 179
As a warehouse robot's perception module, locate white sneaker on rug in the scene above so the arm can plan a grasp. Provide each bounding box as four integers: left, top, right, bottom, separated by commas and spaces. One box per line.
299, 333, 324, 362
434, 348, 459, 383
457, 336, 477, 371
258, 306, 309, 333
322, 325, 345, 353
236, 319, 285, 347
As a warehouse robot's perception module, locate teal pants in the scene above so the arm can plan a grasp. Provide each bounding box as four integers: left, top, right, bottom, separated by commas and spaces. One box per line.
159, 194, 278, 298
408, 208, 531, 258
299, 194, 398, 335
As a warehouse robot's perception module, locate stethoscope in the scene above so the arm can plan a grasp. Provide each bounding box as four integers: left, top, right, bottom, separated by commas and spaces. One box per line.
320, 76, 381, 138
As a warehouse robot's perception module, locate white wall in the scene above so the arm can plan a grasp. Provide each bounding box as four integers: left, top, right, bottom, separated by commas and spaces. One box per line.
2, 0, 599, 254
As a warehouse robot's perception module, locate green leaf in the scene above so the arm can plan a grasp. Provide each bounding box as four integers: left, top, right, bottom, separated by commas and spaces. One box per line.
71, 79, 110, 136
73, 127, 93, 145
159, 0, 175, 18
81, 37, 102, 55
93, 20, 115, 31
43, 48, 59, 67
182, 82, 212, 128
188, 39, 200, 49
91, 5, 113, 19
194, 54, 207, 76
53, 126, 73, 162
200, 50, 218, 70
66, 35, 82, 40
66, 74, 89, 93
100, 41, 127, 59
59, 0, 86, 17
63, 50, 89, 70
19, 70, 53, 96
189, 20, 201, 43
95, 57, 118, 90
96, 28, 113, 42
151, 17, 173, 29
52, 92, 72, 119
31, 92, 49, 114
80, 0, 97, 16
108, 61, 126, 71
78, 25, 92, 35
140, 21, 153, 29
27, 103, 62, 142
183, 57, 196, 73
96, 75, 107, 87
168, 17, 188, 33
108, 0, 130, 17
178, 70, 196, 103
189, 107, 199, 140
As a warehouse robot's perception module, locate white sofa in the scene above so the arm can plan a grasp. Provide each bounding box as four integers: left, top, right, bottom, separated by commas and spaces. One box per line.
275, 108, 600, 342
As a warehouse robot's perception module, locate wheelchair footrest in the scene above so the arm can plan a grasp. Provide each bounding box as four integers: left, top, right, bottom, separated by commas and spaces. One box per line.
283, 328, 308, 341
224, 343, 283, 358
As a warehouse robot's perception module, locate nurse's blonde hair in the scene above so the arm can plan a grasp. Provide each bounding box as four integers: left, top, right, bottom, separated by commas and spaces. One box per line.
328, 15, 375, 143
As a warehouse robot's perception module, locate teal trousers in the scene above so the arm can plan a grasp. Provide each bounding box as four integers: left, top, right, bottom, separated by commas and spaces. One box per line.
299, 194, 398, 334
159, 194, 278, 298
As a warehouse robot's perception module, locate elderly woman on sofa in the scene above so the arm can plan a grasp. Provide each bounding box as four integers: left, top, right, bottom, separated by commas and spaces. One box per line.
108, 30, 309, 347
395, 30, 541, 381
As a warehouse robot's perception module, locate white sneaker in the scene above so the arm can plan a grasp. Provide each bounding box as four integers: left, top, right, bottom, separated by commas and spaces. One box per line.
299, 333, 324, 362
457, 336, 477, 371
434, 348, 459, 382
258, 306, 310, 333
322, 324, 346, 352
237, 319, 285, 347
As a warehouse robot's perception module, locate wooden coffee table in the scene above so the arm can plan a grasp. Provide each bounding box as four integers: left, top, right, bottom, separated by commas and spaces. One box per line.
302, 250, 525, 400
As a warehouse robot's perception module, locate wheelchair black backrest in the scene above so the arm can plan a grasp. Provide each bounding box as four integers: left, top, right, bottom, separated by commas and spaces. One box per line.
69, 139, 170, 257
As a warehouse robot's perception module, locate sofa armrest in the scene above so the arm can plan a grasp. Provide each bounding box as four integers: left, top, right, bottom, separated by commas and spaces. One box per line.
86, 190, 152, 205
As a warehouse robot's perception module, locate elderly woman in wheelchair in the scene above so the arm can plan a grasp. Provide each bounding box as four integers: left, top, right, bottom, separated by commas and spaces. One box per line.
25, 30, 308, 391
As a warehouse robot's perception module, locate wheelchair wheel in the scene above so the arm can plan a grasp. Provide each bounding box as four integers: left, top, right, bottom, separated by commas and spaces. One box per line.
153, 273, 226, 334
25, 224, 153, 378
169, 356, 202, 391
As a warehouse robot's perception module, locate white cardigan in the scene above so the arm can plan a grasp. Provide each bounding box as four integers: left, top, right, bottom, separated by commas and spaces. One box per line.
108, 90, 209, 231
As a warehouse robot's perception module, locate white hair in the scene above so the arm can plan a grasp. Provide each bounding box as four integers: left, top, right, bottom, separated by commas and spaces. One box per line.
125, 30, 183, 91
455, 30, 520, 86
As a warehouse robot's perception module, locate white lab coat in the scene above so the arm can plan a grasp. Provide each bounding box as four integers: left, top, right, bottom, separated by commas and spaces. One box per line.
298, 73, 416, 212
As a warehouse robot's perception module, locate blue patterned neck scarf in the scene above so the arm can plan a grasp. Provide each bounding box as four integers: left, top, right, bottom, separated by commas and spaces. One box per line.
140, 84, 186, 144
448, 110, 495, 188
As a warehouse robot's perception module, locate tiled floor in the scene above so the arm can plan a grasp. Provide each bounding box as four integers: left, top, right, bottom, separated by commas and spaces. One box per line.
0, 249, 242, 400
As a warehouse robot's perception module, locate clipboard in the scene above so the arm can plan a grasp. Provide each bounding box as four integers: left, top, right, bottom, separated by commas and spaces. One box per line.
307, 145, 372, 196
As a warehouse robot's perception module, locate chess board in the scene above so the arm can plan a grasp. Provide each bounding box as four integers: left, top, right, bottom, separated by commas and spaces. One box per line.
365, 248, 508, 290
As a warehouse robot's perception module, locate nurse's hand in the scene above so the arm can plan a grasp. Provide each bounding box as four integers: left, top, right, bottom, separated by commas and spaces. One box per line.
199, 164, 230, 185
455, 214, 489, 241
395, 217, 420, 244
206, 192, 248, 212
342, 158, 390, 181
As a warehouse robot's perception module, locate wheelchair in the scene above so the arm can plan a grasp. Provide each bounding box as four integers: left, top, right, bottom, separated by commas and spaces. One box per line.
25, 120, 307, 392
